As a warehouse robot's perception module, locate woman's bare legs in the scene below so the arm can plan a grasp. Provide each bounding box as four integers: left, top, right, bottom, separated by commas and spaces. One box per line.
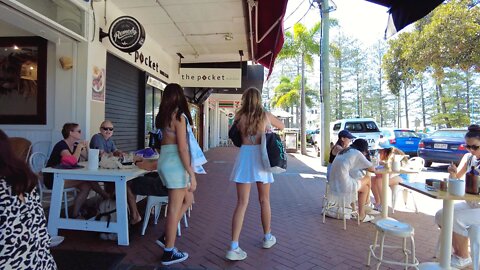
64, 180, 91, 218
452, 232, 470, 258
256, 182, 271, 234
371, 175, 382, 206
126, 186, 142, 225
165, 188, 188, 248
90, 182, 110, 199
231, 183, 251, 242
176, 191, 193, 222
357, 175, 371, 219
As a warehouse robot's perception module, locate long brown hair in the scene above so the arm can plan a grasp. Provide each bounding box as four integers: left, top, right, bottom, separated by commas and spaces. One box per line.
155, 83, 193, 130
235, 87, 266, 136
0, 129, 37, 195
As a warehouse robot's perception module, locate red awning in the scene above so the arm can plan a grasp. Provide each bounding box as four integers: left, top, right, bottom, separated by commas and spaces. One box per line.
249, 0, 288, 79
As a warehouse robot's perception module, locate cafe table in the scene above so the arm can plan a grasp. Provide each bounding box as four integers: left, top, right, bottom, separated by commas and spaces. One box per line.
400, 181, 480, 269
374, 167, 419, 218
42, 163, 147, 246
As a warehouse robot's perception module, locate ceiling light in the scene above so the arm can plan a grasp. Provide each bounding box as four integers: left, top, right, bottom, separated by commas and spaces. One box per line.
224, 33, 233, 41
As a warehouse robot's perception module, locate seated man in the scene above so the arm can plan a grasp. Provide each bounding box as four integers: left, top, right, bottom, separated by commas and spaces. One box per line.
90, 120, 123, 157
129, 156, 193, 226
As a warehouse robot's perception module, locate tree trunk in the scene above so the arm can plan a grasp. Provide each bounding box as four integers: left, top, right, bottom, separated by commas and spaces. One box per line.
436, 83, 451, 128
420, 78, 426, 128
379, 59, 383, 126
300, 53, 307, 155
356, 73, 360, 117
466, 70, 471, 119
404, 84, 409, 128
397, 94, 401, 127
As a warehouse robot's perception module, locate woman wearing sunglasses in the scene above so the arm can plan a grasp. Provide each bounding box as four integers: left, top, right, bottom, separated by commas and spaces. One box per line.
44, 123, 109, 218
435, 124, 480, 269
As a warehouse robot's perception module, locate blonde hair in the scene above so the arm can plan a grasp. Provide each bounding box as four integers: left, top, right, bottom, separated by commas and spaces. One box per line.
235, 87, 266, 136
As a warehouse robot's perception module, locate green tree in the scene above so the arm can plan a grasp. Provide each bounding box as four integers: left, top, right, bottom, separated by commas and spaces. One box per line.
277, 22, 321, 155
271, 75, 318, 111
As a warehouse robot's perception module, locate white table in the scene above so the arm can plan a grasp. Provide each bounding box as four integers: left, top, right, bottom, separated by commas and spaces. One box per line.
42, 164, 147, 246
400, 181, 480, 269
374, 168, 419, 218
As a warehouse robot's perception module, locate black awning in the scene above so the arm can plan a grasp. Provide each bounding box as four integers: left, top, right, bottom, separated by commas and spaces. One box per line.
365, 0, 444, 36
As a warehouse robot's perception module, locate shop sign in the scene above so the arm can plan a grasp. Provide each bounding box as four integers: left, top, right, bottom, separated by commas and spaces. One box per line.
108, 16, 145, 53
219, 101, 234, 108
147, 76, 166, 90
180, 68, 241, 88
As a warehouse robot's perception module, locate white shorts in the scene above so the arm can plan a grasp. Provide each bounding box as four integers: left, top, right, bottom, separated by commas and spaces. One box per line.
435, 202, 480, 237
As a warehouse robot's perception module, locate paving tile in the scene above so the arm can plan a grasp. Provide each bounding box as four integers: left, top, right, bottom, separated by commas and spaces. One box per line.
49, 147, 456, 269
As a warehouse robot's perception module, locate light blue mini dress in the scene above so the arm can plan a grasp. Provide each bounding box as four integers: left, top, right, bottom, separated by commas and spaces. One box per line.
157, 144, 189, 189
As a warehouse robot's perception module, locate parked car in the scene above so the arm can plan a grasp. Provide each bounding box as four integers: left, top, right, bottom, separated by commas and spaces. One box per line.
379, 128, 421, 156
416, 132, 429, 139
330, 118, 381, 150
417, 128, 468, 167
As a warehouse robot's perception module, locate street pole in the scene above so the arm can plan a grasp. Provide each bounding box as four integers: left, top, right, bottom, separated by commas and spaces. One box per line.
317, 0, 331, 165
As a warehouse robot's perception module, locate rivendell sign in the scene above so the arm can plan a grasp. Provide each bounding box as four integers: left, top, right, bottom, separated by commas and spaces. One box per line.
100, 16, 146, 53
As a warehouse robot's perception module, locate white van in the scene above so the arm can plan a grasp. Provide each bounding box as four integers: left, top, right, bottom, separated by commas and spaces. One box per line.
330, 118, 381, 149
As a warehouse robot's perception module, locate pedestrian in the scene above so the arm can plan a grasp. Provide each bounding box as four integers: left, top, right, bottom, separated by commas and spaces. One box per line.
371, 146, 408, 212
0, 129, 57, 269
329, 138, 375, 222
154, 83, 195, 266
327, 130, 356, 180
226, 87, 285, 261
436, 124, 480, 269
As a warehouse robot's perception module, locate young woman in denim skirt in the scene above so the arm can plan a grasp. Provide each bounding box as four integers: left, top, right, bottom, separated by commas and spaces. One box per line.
154, 83, 195, 266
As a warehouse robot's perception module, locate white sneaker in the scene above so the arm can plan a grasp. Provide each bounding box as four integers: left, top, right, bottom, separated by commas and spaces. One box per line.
262, 235, 277, 249
366, 208, 381, 215
226, 247, 247, 261
451, 255, 472, 269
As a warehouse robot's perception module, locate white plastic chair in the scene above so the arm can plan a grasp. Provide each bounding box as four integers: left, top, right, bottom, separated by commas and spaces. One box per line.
29, 152, 77, 218
141, 195, 188, 236
391, 157, 425, 213
322, 181, 360, 230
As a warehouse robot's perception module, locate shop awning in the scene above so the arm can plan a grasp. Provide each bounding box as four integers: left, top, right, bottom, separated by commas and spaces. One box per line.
365, 0, 444, 37
249, 0, 288, 79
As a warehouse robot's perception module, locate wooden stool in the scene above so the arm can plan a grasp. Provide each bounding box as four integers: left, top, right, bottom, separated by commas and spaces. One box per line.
367, 218, 419, 269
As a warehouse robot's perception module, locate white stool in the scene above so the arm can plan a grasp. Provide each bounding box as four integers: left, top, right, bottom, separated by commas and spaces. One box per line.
141, 196, 189, 236
367, 218, 419, 269
468, 224, 480, 270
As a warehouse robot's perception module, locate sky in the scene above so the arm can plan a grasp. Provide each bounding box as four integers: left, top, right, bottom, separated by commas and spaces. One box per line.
284, 0, 390, 46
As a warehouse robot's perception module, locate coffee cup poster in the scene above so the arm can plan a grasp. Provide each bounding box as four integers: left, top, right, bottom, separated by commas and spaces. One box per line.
92, 66, 105, 102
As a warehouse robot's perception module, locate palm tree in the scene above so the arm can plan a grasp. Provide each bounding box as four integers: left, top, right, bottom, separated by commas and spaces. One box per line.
271, 75, 317, 109
277, 22, 321, 155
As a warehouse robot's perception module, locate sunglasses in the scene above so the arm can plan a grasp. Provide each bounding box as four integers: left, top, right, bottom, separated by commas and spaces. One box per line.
465, 144, 480, 151
101, 127, 114, 131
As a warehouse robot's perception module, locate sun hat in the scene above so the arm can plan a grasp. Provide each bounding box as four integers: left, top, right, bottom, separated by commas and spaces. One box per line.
338, 130, 356, 139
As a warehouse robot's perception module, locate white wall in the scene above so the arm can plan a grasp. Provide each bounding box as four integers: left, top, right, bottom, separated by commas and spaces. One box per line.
0, 0, 180, 152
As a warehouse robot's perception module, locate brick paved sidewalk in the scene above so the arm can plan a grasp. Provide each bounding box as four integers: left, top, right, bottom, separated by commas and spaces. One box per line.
54, 147, 456, 270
